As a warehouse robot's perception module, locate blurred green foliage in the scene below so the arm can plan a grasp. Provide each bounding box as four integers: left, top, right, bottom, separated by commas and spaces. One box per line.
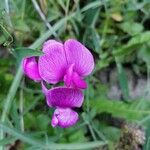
1, 0, 150, 149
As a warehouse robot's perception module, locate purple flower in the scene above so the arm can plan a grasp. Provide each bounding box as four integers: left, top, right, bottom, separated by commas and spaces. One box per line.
42, 82, 83, 128
51, 108, 79, 128
23, 39, 94, 88
39, 39, 94, 89
42, 82, 84, 108
22, 39, 94, 128
23, 57, 41, 81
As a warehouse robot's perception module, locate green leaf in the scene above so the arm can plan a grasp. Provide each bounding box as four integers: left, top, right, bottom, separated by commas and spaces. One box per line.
83, 27, 101, 54
117, 63, 129, 100
119, 22, 143, 35
84, 6, 100, 26
138, 45, 150, 64
90, 99, 150, 121
12, 47, 43, 63
128, 31, 150, 46
81, 1, 105, 12
113, 31, 150, 57
92, 28, 101, 53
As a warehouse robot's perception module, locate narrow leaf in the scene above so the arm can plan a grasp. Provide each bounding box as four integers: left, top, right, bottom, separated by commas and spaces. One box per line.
117, 63, 129, 100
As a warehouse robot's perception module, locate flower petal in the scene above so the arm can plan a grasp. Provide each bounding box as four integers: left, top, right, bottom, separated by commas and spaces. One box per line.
64, 39, 95, 76
51, 108, 79, 128
72, 72, 87, 89
39, 40, 67, 84
44, 86, 84, 108
23, 57, 41, 81
63, 64, 87, 89
42, 40, 62, 53
63, 64, 74, 87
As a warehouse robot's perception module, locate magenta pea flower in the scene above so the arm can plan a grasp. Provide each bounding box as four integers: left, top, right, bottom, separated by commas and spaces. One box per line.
42, 83, 84, 128
23, 57, 41, 81
42, 83, 84, 108
22, 39, 94, 128
23, 39, 94, 88
51, 108, 79, 128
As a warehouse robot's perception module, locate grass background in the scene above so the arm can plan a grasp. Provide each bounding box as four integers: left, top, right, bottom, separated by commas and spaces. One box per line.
0, 0, 150, 149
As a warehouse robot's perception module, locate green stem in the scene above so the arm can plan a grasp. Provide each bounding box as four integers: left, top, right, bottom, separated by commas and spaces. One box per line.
86, 78, 90, 113
88, 123, 97, 141
19, 88, 24, 132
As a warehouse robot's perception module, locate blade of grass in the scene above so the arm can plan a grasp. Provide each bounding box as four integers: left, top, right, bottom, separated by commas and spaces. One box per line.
81, 0, 108, 12
19, 88, 24, 132
31, 0, 58, 39
116, 62, 129, 100
4, 0, 12, 28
